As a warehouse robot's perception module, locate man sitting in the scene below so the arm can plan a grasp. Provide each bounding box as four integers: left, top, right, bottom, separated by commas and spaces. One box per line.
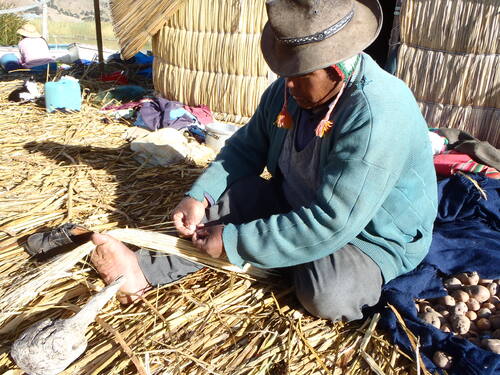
91, 0, 437, 321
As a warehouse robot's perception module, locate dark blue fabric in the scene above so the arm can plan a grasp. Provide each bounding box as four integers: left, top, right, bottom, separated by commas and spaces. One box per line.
372, 174, 500, 374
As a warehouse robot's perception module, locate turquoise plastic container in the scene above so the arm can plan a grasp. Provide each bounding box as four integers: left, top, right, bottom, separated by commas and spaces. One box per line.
44, 77, 81, 112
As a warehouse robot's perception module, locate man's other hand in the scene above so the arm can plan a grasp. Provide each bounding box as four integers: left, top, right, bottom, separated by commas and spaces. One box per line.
192, 224, 225, 258
172, 197, 208, 237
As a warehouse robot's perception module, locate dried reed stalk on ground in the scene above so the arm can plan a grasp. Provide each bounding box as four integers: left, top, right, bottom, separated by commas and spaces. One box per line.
0, 76, 416, 374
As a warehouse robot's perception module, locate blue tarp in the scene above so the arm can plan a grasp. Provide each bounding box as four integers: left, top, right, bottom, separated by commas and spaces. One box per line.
374, 174, 500, 374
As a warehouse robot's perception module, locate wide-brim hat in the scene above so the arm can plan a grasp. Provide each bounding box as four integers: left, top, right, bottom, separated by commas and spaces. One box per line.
261, 0, 383, 77
17, 24, 42, 38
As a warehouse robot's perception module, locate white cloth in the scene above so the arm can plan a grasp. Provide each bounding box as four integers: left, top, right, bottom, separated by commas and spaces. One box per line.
428, 131, 447, 155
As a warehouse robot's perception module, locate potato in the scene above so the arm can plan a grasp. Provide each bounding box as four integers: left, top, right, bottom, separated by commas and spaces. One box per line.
482, 302, 496, 312
452, 290, 469, 303
479, 278, 494, 286
490, 315, 500, 330
441, 323, 451, 333
483, 339, 500, 354
467, 285, 490, 303
467, 298, 481, 312
433, 351, 452, 369
451, 315, 471, 335
439, 295, 456, 307
421, 311, 441, 329
444, 277, 462, 290
440, 309, 450, 319
488, 296, 499, 305
477, 308, 492, 319
419, 301, 433, 313
465, 311, 477, 321
457, 272, 479, 286
453, 302, 468, 316
487, 283, 497, 297
476, 318, 491, 331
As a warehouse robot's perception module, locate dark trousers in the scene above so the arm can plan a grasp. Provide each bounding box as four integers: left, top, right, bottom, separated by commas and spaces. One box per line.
137, 176, 383, 322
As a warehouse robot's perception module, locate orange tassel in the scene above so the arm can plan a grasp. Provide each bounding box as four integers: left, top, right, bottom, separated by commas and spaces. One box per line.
315, 119, 333, 137
275, 79, 293, 129
275, 109, 293, 129
314, 81, 346, 138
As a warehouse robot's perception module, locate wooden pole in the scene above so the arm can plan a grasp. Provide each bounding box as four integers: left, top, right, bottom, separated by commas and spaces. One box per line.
92, 0, 104, 74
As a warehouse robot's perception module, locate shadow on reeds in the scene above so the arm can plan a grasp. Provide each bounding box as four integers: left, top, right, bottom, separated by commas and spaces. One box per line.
23, 140, 198, 228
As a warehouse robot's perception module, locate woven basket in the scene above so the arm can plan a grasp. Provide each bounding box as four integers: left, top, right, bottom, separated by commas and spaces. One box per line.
396, 0, 499, 147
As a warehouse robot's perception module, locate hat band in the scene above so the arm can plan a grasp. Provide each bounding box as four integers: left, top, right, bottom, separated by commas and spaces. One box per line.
277, 8, 354, 47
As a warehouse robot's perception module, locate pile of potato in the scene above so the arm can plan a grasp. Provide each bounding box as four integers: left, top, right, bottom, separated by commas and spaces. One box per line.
414, 272, 500, 369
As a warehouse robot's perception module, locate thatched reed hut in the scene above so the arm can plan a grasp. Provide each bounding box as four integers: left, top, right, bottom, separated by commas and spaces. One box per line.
395, 0, 499, 147
111, 0, 273, 125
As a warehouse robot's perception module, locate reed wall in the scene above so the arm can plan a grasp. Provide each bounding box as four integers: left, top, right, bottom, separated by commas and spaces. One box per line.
396, 0, 499, 147
152, 0, 271, 124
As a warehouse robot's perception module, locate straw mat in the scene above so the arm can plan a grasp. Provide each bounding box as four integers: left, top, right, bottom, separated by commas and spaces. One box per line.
0, 77, 420, 374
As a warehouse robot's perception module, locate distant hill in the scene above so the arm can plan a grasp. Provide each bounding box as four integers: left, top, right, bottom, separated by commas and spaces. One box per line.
8, 0, 112, 22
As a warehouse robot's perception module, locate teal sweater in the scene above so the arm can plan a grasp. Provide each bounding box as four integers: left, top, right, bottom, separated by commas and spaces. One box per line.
187, 54, 438, 283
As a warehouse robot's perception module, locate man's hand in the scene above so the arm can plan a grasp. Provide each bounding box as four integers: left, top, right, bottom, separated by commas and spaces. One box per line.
192, 224, 225, 258
172, 197, 208, 237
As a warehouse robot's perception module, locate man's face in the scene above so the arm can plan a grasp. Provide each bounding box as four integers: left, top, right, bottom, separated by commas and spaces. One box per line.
286, 68, 341, 109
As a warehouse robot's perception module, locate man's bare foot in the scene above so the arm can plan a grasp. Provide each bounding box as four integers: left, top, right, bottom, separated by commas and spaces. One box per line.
90, 233, 150, 304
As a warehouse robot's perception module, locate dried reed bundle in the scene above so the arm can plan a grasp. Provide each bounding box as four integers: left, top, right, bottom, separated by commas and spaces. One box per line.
152, 0, 271, 124
110, 0, 187, 59
397, 44, 500, 109
108, 228, 274, 279
0, 242, 95, 327
397, 0, 499, 146
400, 0, 499, 54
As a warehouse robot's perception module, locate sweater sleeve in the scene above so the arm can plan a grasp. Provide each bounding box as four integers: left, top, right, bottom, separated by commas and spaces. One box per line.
186, 82, 278, 203
223, 107, 410, 269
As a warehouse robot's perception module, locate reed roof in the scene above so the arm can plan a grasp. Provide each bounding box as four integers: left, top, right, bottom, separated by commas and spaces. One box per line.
110, 0, 187, 59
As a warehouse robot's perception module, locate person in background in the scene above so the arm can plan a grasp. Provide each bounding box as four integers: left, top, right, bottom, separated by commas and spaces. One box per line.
17, 24, 54, 68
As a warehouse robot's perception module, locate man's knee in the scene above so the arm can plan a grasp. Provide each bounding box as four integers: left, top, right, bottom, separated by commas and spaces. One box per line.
295, 286, 364, 322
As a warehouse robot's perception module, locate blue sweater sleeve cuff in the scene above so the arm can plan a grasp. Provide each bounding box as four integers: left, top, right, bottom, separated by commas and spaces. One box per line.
222, 224, 246, 268
185, 188, 205, 204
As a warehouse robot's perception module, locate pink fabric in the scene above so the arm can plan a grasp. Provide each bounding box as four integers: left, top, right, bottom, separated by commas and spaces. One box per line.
183, 104, 213, 125
18, 37, 54, 68
434, 151, 500, 179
